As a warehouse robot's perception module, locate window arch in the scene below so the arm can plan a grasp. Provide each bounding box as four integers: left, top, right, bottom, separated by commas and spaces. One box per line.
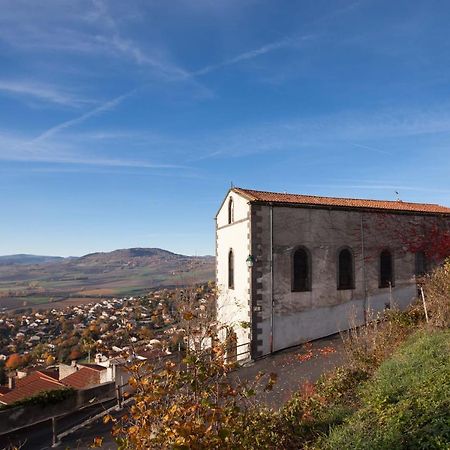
338, 248, 354, 290
228, 197, 234, 224
292, 247, 311, 292
415, 251, 427, 276
228, 249, 234, 289
380, 249, 394, 288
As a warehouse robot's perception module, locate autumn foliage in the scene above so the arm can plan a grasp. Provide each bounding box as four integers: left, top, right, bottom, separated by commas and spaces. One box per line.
5, 353, 22, 370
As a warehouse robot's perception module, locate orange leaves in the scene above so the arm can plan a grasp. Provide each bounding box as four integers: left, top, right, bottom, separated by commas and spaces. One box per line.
182, 311, 194, 321
5, 353, 22, 369
296, 343, 336, 363
297, 350, 313, 362
264, 372, 278, 392
318, 346, 336, 356
90, 436, 104, 448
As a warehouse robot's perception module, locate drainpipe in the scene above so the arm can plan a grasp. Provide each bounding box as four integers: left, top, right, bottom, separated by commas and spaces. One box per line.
360, 213, 368, 323
269, 204, 274, 353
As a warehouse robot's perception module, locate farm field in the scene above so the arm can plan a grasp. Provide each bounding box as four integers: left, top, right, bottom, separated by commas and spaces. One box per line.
0, 248, 215, 310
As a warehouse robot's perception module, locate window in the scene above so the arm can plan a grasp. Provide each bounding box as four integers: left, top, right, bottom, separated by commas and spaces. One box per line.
379, 250, 394, 288
228, 197, 234, 224
415, 251, 427, 276
338, 248, 354, 290
292, 247, 311, 292
228, 249, 234, 289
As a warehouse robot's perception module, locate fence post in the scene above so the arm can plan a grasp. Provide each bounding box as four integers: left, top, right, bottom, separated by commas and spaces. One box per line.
420, 286, 429, 323
116, 385, 122, 409
52, 416, 58, 447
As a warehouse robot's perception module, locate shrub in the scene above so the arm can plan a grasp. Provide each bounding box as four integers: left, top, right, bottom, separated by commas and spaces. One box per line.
422, 258, 450, 328
0, 387, 76, 410
341, 308, 415, 373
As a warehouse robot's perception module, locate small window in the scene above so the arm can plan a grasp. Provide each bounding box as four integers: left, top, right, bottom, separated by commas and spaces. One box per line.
380, 250, 394, 288
228, 249, 234, 289
415, 251, 427, 276
292, 247, 311, 292
228, 197, 234, 224
338, 248, 354, 290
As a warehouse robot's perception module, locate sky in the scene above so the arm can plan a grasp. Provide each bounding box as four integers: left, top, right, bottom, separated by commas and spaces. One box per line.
1, 0, 450, 257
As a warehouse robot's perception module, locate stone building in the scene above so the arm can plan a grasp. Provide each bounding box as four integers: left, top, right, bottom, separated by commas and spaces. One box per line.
215, 187, 450, 360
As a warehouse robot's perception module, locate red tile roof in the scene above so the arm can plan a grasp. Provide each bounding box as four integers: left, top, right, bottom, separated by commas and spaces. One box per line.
233, 188, 450, 215
0, 386, 11, 395
61, 367, 102, 389
0, 372, 66, 405
15, 370, 59, 388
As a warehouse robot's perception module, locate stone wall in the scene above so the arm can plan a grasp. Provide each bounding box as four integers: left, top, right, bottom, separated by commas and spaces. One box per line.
251, 204, 449, 355
0, 382, 116, 435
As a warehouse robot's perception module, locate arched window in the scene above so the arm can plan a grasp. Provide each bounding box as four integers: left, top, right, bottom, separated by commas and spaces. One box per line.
380, 250, 394, 288
228, 197, 234, 224
292, 247, 311, 292
338, 248, 354, 290
415, 251, 427, 276
228, 249, 234, 289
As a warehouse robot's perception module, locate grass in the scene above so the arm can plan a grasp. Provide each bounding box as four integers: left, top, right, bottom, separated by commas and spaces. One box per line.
320, 330, 450, 449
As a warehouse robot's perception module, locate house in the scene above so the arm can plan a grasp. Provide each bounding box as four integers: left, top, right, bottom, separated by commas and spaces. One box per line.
215, 187, 450, 360
61, 364, 108, 389
0, 369, 65, 405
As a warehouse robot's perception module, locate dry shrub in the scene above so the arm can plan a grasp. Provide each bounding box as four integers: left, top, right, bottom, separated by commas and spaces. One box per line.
342, 309, 414, 373
422, 258, 450, 328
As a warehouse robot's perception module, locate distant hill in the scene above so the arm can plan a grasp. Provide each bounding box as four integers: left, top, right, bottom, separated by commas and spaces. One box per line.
0, 248, 215, 310
0, 254, 64, 266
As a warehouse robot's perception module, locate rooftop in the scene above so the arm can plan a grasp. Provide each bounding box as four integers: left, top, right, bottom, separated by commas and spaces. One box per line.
0, 371, 65, 405
233, 188, 450, 215
61, 366, 102, 389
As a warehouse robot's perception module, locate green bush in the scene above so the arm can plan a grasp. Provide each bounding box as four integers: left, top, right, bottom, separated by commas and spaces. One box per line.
320, 330, 450, 450
0, 387, 76, 410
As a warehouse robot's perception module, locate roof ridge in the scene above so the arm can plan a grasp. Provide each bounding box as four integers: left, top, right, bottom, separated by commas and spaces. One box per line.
231, 187, 450, 214
233, 187, 443, 207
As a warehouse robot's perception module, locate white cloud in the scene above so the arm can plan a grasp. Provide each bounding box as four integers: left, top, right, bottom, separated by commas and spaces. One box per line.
0, 80, 92, 107
191, 106, 450, 159
32, 90, 137, 142
0, 129, 184, 170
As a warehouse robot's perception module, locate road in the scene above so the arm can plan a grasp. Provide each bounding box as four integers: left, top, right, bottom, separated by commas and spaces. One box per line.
233, 333, 345, 409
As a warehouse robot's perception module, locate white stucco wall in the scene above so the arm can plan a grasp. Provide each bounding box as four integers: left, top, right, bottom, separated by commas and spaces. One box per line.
216, 191, 252, 360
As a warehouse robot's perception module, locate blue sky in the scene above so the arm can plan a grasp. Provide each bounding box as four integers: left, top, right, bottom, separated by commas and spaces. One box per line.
1, 0, 450, 257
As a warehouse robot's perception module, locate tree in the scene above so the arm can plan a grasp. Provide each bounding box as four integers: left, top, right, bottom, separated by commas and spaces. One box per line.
5, 353, 23, 370
106, 288, 275, 449
109, 332, 273, 449
45, 355, 56, 366
69, 348, 82, 361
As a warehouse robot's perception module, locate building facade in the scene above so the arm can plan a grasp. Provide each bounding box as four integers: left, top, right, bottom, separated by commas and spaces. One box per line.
215, 188, 450, 360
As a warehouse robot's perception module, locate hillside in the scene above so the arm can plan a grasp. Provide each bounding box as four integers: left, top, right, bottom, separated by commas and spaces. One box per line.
0, 248, 214, 310
0, 254, 64, 266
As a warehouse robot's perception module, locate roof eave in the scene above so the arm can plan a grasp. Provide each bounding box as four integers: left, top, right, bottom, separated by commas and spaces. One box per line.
249, 200, 450, 216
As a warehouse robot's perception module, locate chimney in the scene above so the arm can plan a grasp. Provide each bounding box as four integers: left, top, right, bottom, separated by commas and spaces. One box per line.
8, 374, 16, 390
71, 360, 77, 368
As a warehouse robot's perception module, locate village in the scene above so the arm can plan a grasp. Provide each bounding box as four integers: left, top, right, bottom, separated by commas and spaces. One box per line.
0, 284, 215, 407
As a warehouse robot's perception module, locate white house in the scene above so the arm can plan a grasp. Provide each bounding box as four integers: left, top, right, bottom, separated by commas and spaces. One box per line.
215, 187, 450, 360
